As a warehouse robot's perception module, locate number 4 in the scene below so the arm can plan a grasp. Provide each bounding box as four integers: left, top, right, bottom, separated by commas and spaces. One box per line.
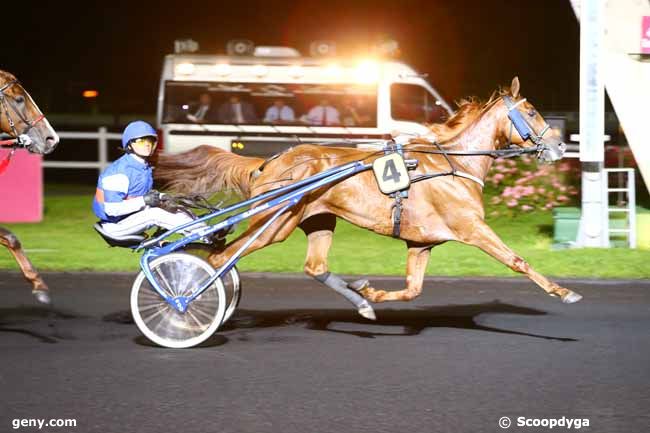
382, 159, 401, 183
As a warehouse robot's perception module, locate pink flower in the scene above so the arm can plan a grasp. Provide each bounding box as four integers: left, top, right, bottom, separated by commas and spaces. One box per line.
506, 199, 518, 208
537, 187, 546, 194
557, 195, 569, 202
521, 204, 534, 212
515, 177, 532, 185
522, 186, 535, 196
490, 196, 502, 205
493, 173, 505, 181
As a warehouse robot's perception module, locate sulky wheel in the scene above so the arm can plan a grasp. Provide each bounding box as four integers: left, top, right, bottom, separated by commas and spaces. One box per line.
221, 265, 242, 324
130, 253, 226, 348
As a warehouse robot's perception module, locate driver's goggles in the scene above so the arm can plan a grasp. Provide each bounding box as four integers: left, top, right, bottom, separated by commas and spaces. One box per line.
130, 137, 157, 146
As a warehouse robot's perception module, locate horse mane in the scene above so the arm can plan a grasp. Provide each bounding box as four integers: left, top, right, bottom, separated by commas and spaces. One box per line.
0, 70, 17, 84
427, 87, 510, 144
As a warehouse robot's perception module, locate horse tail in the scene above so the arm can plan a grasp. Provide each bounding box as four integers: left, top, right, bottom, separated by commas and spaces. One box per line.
154, 145, 263, 198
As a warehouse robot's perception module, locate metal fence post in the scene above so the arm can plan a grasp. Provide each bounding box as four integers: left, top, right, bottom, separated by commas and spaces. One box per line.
628, 169, 636, 248
98, 126, 108, 175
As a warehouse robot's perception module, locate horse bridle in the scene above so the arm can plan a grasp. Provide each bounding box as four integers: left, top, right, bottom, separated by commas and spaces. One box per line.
0, 80, 46, 147
502, 95, 550, 147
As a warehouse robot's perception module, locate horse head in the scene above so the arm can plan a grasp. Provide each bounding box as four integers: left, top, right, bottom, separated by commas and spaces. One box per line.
496, 77, 565, 163
0, 70, 59, 154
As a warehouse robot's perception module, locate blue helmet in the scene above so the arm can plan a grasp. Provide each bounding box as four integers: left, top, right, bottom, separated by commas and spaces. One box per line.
121, 121, 157, 149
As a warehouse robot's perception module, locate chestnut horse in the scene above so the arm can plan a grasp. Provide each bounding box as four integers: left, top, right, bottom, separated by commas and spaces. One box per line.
0, 70, 59, 304
155, 78, 582, 319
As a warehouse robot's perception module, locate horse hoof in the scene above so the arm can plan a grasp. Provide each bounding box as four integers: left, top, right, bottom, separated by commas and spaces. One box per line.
348, 279, 370, 291
33, 290, 51, 305
561, 290, 583, 304
358, 302, 376, 320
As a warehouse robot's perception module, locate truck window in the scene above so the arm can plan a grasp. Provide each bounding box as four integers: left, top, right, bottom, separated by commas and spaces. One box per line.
163, 82, 377, 127
390, 83, 448, 124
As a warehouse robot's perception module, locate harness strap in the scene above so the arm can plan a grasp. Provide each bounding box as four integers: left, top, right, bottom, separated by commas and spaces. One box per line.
409, 170, 485, 188
452, 171, 485, 187
391, 194, 403, 238
383, 141, 408, 238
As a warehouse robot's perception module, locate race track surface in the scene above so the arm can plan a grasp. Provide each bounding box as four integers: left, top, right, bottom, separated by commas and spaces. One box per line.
1, 271, 649, 433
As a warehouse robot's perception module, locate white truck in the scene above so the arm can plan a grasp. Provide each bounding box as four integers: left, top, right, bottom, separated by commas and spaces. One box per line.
156, 45, 453, 156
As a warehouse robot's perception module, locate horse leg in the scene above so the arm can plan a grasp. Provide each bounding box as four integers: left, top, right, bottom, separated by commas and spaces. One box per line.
0, 227, 50, 304
461, 220, 582, 303
207, 208, 303, 270
357, 244, 432, 303
300, 215, 376, 320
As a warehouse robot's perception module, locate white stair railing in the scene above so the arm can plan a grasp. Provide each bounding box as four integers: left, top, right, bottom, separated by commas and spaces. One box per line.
605, 168, 636, 248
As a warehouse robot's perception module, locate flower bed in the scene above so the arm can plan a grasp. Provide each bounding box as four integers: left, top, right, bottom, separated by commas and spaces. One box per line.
485, 155, 580, 216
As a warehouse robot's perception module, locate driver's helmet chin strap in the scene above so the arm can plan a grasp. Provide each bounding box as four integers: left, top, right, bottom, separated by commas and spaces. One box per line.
125, 146, 148, 162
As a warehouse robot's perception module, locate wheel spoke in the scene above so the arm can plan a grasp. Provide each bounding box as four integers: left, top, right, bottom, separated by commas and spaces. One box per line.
154, 267, 175, 298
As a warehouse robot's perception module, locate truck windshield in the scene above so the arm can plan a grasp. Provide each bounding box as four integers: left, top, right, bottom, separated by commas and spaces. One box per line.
163, 81, 377, 127
390, 83, 449, 124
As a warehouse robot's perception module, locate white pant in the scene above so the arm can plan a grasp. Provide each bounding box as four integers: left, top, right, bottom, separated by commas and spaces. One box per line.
101, 207, 206, 237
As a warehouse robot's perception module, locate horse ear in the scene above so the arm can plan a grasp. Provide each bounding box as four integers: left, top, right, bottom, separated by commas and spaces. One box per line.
510, 77, 520, 98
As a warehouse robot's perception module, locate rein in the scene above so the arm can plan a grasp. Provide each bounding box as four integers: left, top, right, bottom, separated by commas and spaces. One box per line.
162, 194, 224, 213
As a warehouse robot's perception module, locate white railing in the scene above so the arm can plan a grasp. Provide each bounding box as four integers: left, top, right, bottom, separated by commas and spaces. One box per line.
605, 168, 636, 248
43, 127, 122, 173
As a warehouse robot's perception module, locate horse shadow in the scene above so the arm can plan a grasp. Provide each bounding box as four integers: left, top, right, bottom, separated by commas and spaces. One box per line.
0, 306, 82, 344
0, 301, 577, 347
219, 300, 577, 342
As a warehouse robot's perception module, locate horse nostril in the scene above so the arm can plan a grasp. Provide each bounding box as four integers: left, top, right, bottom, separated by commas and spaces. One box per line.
44, 137, 59, 154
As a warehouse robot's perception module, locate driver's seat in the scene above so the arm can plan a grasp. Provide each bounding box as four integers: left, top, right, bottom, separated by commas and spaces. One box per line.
93, 223, 145, 248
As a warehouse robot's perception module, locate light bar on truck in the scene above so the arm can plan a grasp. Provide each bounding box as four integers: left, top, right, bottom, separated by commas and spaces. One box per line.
252, 64, 269, 77
354, 60, 380, 84
213, 63, 232, 76
254, 46, 301, 57
175, 63, 195, 75
289, 65, 304, 78
325, 63, 343, 79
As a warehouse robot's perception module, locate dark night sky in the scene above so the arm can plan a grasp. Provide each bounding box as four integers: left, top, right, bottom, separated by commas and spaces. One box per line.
4, 0, 580, 114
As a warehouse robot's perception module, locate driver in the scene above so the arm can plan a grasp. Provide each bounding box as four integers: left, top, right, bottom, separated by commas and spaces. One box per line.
92, 121, 207, 239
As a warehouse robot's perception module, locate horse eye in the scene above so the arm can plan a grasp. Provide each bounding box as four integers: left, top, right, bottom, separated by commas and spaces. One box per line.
15, 96, 25, 104
527, 109, 536, 117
